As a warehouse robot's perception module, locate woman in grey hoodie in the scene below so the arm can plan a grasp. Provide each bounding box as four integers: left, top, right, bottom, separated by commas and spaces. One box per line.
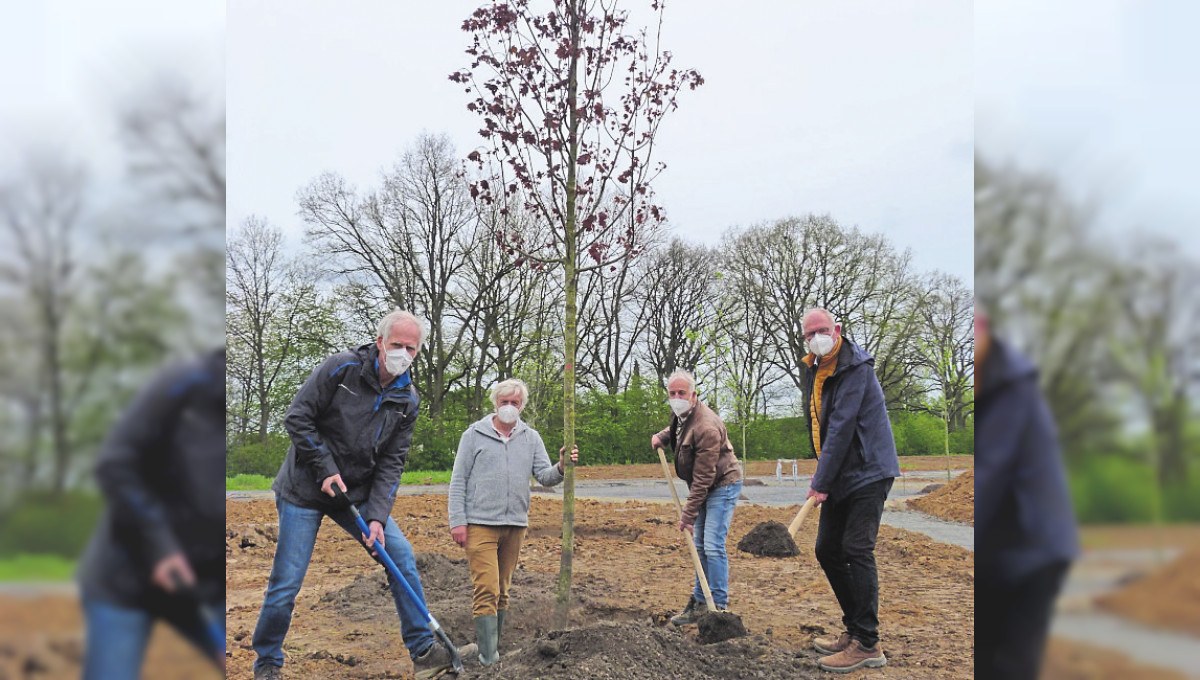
447, 378, 577, 666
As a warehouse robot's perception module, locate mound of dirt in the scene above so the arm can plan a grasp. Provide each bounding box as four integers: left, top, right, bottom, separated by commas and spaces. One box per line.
1096, 545, 1200, 637
1042, 637, 1189, 680
919, 483, 945, 494
696, 611, 747, 644
470, 621, 815, 680
908, 469, 974, 525
737, 521, 800, 558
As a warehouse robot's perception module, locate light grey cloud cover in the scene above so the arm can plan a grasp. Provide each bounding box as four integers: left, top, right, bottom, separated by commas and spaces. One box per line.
229, 1, 972, 282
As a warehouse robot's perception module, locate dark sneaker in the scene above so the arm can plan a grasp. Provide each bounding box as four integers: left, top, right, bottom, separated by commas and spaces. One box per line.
813, 631, 852, 655
254, 665, 283, 680
817, 639, 887, 673
669, 597, 707, 626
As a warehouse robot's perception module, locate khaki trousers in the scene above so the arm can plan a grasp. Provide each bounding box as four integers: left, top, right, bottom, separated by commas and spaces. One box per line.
465, 525, 526, 617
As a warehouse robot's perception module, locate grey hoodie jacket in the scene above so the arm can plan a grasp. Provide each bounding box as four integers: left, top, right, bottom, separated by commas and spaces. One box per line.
448, 415, 564, 528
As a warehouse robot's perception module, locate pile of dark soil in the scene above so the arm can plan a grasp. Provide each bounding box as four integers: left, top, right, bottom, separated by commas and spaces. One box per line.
469, 621, 819, 679
908, 469, 974, 525
696, 611, 747, 644
736, 521, 800, 558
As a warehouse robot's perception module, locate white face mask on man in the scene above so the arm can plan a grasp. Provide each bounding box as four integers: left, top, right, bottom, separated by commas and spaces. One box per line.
497, 404, 521, 424
807, 333, 835, 357
385, 349, 413, 376
669, 398, 692, 417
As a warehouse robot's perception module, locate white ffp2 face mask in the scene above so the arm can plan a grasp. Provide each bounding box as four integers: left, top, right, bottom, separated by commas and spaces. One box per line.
497, 404, 520, 424
385, 349, 413, 376
669, 398, 692, 417
807, 333, 835, 357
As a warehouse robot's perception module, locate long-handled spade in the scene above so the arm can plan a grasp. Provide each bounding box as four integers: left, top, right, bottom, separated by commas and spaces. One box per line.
332, 487, 465, 677
656, 447, 716, 612
168, 572, 225, 669
787, 496, 818, 541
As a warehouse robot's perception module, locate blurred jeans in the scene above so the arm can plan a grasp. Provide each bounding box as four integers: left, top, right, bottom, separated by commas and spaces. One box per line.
82, 596, 220, 680
251, 497, 435, 673
814, 477, 893, 648
691, 479, 743, 608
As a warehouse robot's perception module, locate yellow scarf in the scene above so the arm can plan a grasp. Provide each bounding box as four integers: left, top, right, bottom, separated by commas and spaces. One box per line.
802, 336, 843, 457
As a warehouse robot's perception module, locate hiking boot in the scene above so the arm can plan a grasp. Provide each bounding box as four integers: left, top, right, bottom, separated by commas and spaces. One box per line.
669, 597, 707, 626
813, 631, 852, 655
413, 642, 451, 671
817, 639, 887, 673
254, 665, 283, 680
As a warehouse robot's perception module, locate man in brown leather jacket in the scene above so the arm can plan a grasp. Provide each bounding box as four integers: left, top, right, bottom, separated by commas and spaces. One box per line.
650, 369, 743, 625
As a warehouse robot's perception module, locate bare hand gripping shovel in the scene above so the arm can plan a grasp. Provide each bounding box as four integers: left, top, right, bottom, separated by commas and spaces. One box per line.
333, 486, 465, 676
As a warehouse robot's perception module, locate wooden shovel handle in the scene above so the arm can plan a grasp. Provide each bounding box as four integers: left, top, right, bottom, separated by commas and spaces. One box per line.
788, 496, 818, 541
657, 447, 716, 611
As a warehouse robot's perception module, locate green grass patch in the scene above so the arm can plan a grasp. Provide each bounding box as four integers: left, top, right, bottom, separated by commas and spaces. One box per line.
226, 470, 454, 491
0, 554, 76, 581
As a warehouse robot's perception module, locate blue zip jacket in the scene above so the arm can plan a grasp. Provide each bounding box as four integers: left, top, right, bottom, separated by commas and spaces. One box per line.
977, 338, 1079, 584
802, 338, 900, 501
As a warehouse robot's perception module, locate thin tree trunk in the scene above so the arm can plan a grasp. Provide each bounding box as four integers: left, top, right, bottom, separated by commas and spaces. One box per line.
554, 0, 582, 629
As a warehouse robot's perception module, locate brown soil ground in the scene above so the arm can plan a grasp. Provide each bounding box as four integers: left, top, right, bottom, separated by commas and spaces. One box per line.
1040, 637, 1190, 680
226, 494, 974, 679
907, 469, 974, 525
1095, 545, 1200, 637
576, 455, 973, 481
1077, 524, 1200, 551
0, 594, 220, 680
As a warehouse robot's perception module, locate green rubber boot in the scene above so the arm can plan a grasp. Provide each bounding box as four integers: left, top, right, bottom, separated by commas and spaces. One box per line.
497, 609, 507, 651
474, 615, 500, 666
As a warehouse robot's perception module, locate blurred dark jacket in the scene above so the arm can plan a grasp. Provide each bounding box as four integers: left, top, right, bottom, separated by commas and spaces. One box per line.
802, 337, 900, 501
977, 338, 1079, 584
78, 349, 225, 607
272, 343, 419, 526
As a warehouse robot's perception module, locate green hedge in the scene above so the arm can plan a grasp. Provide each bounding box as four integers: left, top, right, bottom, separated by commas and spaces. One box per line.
226, 432, 291, 477
0, 491, 104, 559
1070, 455, 1200, 523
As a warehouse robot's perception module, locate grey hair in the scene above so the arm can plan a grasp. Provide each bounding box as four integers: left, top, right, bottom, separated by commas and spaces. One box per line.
377, 308, 428, 347
665, 369, 696, 394
802, 307, 838, 330
490, 378, 529, 408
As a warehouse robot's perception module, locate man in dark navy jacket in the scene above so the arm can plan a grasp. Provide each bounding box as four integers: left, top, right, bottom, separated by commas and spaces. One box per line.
799, 308, 900, 674
975, 311, 1079, 679
78, 348, 226, 679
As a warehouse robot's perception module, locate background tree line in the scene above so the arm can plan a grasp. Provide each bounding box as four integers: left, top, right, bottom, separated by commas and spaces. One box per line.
226, 132, 974, 477
976, 154, 1200, 523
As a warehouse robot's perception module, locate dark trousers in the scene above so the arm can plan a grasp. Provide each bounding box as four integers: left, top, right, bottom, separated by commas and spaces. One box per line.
976, 561, 1070, 680
814, 477, 892, 648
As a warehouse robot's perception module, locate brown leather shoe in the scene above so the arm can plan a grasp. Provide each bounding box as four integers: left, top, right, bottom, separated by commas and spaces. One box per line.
817, 639, 887, 673
813, 631, 852, 655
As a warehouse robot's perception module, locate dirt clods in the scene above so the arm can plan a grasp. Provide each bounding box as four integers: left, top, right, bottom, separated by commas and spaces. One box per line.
696, 611, 748, 644
736, 521, 800, 557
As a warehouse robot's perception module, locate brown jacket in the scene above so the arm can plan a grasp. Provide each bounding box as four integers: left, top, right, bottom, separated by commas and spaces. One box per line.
655, 400, 742, 524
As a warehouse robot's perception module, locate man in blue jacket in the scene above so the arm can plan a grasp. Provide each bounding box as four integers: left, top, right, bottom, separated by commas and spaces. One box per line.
251, 309, 474, 679
78, 348, 226, 679
975, 311, 1078, 679
799, 308, 900, 673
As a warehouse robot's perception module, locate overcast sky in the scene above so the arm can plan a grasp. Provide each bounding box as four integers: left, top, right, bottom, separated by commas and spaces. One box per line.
228, 0, 973, 283
976, 0, 1200, 253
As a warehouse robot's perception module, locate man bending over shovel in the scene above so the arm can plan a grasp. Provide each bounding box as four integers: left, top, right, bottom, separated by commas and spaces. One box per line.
799, 308, 900, 673
650, 369, 743, 625
251, 309, 475, 679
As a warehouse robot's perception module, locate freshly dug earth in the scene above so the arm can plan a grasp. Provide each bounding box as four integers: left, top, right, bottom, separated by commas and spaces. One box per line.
908, 469, 974, 525
1040, 637, 1190, 680
227, 494, 973, 679
737, 521, 800, 557
0, 593, 219, 680
696, 611, 748, 645
1095, 545, 1200, 637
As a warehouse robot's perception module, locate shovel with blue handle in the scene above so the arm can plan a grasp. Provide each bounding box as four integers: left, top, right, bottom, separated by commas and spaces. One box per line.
332, 486, 465, 676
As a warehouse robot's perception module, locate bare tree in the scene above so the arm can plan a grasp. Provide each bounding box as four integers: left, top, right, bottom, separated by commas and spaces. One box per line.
576, 250, 655, 397
914, 272, 974, 430
638, 239, 721, 387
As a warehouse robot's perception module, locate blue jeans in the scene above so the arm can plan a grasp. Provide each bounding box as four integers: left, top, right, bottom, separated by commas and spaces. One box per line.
252, 497, 436, 673
691, 479, 742, 608
82, 596, 222, 680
